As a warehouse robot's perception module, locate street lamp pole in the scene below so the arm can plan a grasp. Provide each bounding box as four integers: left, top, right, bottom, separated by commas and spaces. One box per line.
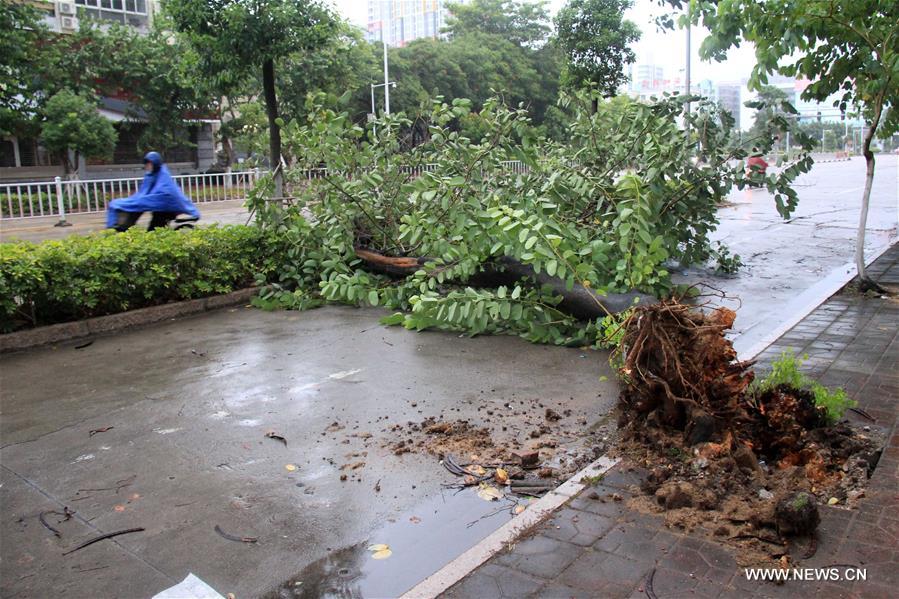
383, 17, 391, 115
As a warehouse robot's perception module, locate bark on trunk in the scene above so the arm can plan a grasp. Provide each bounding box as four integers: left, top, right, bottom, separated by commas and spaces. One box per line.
262, 58, 283, 200
854, 94, 886, 292
354, 247, 655, 317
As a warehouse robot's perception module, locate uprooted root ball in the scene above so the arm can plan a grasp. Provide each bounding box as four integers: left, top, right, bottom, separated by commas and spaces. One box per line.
615, 301, 882, 564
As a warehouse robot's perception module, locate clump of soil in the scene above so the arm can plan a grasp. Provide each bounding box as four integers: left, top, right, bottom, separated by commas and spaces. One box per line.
615, 301, 883, 565
384, 414, 609, 478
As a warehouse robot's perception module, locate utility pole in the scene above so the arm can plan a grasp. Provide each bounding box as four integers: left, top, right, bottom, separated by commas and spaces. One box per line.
685, 7, 691, 117
383, 16, 391, 115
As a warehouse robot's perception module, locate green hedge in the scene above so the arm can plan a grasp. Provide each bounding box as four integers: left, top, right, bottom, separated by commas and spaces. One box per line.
0, 225, 276, 332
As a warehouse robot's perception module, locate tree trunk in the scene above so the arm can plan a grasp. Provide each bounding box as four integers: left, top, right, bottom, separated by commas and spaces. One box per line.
591, 97, 599, 115
354, 247, 656, 317
262, 58, 283, 199
854, 96, 886, 292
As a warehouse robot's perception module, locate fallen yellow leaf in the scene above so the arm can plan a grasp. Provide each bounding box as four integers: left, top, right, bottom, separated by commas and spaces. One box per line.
513, 504, 526, 514
371, 549, 392, 560
367, 543, 389, 552
477, 483, 503, 501
495, 468, 509, 484
285, 464, 297, 471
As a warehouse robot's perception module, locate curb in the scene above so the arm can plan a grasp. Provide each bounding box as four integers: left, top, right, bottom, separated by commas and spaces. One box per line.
400, 239, 897, 598
399, 457, 619, 599
0, 288, 257, 354
734, 239, 896, 361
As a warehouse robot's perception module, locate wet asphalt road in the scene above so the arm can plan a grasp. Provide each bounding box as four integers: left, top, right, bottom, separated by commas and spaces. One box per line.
0, 156, 896, 599
673, 155, 897, 351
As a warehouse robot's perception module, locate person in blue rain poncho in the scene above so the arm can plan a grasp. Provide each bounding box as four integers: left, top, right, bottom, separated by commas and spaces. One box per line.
106, 151, 200, 231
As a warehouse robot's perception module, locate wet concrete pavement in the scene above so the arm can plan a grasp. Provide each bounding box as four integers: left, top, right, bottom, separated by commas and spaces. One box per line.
0, 307, 616, 598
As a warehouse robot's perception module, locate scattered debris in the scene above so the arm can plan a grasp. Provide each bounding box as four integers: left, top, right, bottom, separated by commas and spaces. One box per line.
214, 525, 258, 544
367, 543, 392, 560
514, 452, 540, 467
63, 527, 145, 555
374, 479, 381, 493
339, 461, 366, 471
477, 483, 504, 501
88, 426, 114, 437
284, 464, 297, 472
39, 507, 74, 538
264, 432, 288, 447
495, 468, 509, 484
324, 421, 345, 433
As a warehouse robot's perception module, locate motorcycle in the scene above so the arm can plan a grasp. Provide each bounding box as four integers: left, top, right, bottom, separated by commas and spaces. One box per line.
745, 155, 768, 188
114, 210, 200, 232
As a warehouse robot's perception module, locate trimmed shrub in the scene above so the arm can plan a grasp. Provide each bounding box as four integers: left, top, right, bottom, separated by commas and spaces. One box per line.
0, 225, 277, 331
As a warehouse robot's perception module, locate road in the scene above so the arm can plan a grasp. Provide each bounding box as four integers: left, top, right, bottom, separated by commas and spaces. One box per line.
0, 156, 896, 598
673, 155, 897, 353
0, 199, 251, 243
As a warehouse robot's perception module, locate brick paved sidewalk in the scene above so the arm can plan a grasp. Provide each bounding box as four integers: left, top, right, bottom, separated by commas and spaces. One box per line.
443, 244, 898, 599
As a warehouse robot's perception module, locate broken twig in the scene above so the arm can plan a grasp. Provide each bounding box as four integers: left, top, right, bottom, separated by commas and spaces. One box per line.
89, 426, 114, 437
264, 432, 288, 447
848, 407, 875, 422
644, 567, 658, 599
214, 525, 257, 543
39, 507, 74, 538
62, 527, 145, 555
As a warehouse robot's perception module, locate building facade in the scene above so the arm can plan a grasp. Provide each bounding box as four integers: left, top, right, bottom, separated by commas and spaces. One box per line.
1, 0, 216, 183
366, 0, 460, 47
716, 84, 742, 130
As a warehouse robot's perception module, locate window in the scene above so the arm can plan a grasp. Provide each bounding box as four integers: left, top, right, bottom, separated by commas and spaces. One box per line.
0, 139, 16, 168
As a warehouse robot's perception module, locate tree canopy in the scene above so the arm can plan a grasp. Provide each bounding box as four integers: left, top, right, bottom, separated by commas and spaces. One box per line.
555, 0, 640, 98
41, 90, 117, 174
444, 0, 552, 47
164, 0, 340, 196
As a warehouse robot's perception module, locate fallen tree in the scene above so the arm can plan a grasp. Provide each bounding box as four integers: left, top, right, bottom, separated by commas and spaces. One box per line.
354, 247, 655, 318
250, 91, 812, 345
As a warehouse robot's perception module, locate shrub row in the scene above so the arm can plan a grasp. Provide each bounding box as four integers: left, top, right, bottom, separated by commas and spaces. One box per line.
0, 225, 277, 331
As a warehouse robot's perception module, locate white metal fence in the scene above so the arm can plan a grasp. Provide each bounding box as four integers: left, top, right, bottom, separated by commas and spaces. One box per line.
1, 160, 531, 221
0, 170, 262, 221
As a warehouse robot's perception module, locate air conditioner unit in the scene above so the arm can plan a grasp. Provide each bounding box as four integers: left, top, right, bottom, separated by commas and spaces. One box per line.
60, 16, 79, 30
58, 2, 76, 16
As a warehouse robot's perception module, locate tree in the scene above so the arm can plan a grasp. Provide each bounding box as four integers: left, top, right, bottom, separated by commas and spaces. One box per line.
0, 3, 47, 137
554, 0, 640, 112
747, 86, 790, 140
41, 90, 117, 175
667, 0, 899, 290
444, 0, 552, 47
279, 24, 379, 124
165, 0, 339, 198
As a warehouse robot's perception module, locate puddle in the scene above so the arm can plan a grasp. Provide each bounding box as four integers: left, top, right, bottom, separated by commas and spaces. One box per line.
266, 485, 528, 598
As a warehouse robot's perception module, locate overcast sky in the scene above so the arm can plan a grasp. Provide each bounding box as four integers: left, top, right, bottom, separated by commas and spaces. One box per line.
328, 0, 758, 85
